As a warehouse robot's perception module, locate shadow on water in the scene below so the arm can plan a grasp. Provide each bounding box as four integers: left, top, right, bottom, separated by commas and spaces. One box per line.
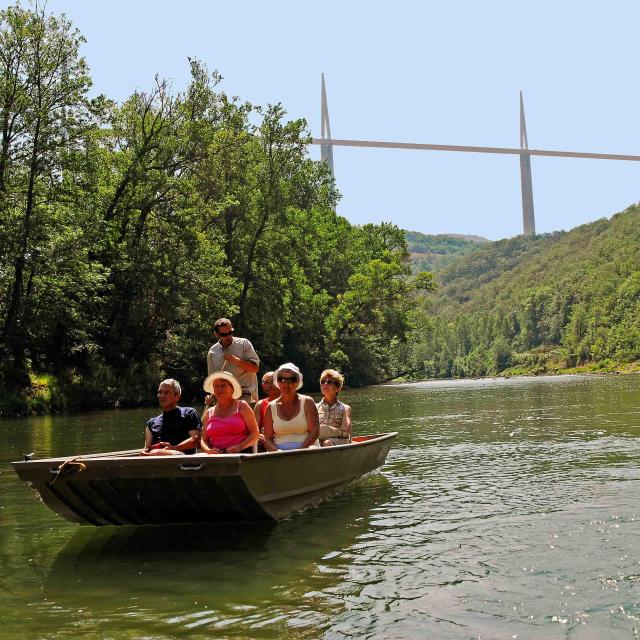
53, 520, 278, 560
37, 474, 396, 638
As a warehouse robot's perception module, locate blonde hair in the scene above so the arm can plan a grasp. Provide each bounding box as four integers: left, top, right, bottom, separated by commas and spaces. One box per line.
320, 369, 344, 391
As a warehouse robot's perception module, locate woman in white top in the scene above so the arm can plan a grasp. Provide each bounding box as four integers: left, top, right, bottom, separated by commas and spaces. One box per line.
262, 363, 319, 451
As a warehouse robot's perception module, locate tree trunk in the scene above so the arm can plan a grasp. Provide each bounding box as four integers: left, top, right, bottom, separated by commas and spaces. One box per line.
1, 117, 39, 345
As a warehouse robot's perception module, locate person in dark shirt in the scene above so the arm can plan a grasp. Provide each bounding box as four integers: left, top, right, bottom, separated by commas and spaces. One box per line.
142, 379, 201, 455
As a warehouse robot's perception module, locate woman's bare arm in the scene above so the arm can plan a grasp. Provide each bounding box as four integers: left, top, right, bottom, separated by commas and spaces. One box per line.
341, 403, 352, 436
262, 402, 279, 452
301, 396, 320, 448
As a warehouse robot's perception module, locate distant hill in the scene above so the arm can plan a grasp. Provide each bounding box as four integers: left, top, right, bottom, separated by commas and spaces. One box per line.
405, 230, 489, 273
406, 206, 640, 378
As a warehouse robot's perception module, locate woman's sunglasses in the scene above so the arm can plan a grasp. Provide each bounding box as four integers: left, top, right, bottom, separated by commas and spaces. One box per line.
277, 376, 298, 383
320, 378, 339, 385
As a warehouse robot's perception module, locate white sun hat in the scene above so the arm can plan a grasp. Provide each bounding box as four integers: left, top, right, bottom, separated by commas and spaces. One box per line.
203, 371, 242, 399
273, 362, 304, 390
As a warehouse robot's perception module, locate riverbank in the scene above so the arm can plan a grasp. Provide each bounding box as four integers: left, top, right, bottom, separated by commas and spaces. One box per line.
0, 375, 63, 417
0, 372, 137, 418
3, 359, 639, 418
503, 360, 640, 377
392, 359, 640, 385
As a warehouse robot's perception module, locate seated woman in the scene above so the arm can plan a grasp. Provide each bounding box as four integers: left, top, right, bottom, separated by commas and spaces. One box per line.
262, 363, 319, 451
200, 371, 259, 454
254, 371, 281, 432
317, 369, 352, 446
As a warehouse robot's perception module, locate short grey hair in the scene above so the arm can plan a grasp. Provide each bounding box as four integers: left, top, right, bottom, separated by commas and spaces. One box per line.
159, 378, 181, 396
214, 318, 232, 331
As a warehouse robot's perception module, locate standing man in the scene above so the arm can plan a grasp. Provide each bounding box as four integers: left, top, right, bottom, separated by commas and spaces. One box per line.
207, 318, 260, 404
143, 379, 201, 455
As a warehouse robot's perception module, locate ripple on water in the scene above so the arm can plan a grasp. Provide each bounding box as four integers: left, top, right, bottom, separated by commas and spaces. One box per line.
2, 375, 640, 638
313, 376, 640, 638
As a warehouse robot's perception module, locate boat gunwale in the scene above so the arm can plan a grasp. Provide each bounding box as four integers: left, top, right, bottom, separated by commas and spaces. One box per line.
11, 432, 398, 468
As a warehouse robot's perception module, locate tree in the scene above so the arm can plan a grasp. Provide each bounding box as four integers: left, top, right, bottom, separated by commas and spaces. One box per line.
0, 4, 92, 388
326, 224, 415, 385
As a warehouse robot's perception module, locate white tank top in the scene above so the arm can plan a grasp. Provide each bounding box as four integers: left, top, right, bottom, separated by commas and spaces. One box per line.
271, 397, 308, 446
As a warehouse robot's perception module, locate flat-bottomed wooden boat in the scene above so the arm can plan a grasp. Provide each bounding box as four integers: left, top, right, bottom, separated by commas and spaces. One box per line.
11, 433, 396, 525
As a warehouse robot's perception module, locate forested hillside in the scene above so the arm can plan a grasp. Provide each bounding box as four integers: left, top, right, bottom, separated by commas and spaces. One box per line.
405, 207, 640, 378
405, 231, 488, 273
3, 5, 638, 416
0, 5, 432, 414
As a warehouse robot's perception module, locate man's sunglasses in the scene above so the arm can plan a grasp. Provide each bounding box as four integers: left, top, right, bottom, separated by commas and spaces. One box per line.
216, 329, 233, 337
320, 378, 339, 385
277, 376, 298, 383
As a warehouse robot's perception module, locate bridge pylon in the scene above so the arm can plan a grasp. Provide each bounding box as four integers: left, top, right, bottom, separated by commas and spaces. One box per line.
520, 92, 536, 236
320, 73, 335, 206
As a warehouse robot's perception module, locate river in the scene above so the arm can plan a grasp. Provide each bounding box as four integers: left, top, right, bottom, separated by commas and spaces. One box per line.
1, 374, 639, 639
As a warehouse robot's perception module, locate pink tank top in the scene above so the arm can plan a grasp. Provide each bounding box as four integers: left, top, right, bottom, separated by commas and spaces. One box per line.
205, 402, 248, 449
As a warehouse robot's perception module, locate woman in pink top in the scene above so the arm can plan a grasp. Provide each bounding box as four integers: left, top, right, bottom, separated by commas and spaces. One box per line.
200, 371, 258, 454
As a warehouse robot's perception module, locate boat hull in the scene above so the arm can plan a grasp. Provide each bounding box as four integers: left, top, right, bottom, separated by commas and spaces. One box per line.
11, 433, 396, 525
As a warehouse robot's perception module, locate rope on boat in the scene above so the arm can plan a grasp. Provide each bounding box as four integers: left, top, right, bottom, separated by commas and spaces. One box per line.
49, 457, 87, 485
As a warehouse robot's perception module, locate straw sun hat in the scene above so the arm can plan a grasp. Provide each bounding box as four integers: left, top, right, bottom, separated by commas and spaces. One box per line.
203, 371, 242, 399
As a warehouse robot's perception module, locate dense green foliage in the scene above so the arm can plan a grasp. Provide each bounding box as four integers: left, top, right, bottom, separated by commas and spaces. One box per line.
405, 231, 488, 273
2, 5, 638, 415
406, 207, 640, 378
0, 5, 429, 413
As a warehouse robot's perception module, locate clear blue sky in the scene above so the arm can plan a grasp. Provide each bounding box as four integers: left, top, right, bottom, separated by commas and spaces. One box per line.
42, 0, 640, 240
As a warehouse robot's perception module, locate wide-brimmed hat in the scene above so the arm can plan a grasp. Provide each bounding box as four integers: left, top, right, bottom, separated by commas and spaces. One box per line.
203, 371, 242, 399
274, 362, 304, 390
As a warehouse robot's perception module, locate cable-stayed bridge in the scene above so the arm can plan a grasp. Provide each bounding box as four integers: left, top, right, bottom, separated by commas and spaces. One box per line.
312, 74, 640, 237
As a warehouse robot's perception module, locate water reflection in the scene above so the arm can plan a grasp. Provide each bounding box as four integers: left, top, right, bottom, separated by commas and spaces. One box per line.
39, 475, 395, 638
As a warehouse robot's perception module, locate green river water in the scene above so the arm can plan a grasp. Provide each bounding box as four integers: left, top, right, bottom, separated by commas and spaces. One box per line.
1, 374, 639, 639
